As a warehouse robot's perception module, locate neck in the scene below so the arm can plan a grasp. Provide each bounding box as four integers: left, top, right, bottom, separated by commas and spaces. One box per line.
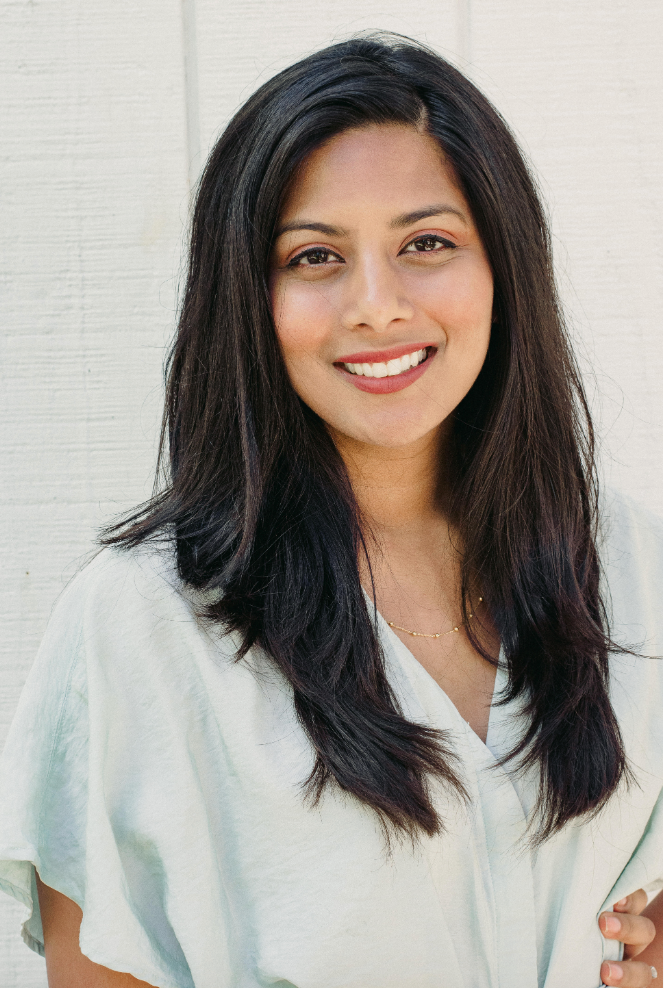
329, 422, 452, 534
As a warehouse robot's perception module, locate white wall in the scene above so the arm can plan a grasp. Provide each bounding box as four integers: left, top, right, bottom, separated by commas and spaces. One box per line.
0, 1, 660, 982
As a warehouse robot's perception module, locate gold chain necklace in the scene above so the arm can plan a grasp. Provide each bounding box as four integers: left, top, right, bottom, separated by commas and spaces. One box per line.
388, 597, 483, 639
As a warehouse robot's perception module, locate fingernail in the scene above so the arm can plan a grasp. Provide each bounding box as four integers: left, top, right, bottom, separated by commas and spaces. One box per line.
615, 897, 627, 906
603, 914, 621, 933
607, 963, 623, 981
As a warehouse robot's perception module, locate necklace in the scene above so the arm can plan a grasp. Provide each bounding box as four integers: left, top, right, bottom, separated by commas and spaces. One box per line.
388, 597, 483, 639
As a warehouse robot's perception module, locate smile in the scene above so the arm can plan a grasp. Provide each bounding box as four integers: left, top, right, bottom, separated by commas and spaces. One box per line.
334, 344, 438, 395
342, 348, 429, 378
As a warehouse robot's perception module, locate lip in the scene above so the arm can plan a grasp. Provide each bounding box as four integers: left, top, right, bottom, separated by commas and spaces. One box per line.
335, 346, 437, 394
334, 342, 438, 364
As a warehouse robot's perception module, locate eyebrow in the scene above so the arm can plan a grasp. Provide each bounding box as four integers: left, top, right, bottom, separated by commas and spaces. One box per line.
274, 204, 468, 239
390, 204, 468, 228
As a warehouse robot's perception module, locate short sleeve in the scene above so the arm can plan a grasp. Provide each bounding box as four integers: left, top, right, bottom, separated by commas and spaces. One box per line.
0, 566, 88, 955
0, 554, 195, 988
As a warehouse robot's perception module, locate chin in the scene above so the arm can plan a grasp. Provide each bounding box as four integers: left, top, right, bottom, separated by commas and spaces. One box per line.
332, 414, 448, 451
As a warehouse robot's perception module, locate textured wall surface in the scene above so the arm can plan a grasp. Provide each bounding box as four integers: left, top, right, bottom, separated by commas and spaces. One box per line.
0, 1, 660, 982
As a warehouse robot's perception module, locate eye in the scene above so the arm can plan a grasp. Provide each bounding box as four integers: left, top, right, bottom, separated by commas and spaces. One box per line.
287, 247, 344, 267
401, 235, 457, 254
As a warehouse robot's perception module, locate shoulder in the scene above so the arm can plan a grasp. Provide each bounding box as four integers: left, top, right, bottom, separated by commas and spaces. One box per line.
596, 490, 662, 800
597, 488, 662, 656
598, 487, 662, 572
32, 540, 240, 706
51, 541, 203, 638
61, 540, 183, 610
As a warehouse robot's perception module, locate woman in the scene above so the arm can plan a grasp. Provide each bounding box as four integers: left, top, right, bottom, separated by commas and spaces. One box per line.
0, 33, 660, 988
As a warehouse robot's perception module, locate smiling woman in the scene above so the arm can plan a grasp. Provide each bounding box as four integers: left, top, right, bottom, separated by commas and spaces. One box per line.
0, 32, 661, 988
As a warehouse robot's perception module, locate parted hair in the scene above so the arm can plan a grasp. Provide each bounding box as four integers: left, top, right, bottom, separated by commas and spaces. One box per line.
103, 32, 629, 844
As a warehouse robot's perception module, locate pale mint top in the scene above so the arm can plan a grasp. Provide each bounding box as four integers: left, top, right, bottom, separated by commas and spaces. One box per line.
0, 491, 660, 988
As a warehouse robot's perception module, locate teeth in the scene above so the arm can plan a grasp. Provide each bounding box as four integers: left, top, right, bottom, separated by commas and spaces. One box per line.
343, 348, 428, 377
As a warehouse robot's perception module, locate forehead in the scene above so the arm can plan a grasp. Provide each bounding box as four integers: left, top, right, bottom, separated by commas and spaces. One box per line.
279, 124, 466, 219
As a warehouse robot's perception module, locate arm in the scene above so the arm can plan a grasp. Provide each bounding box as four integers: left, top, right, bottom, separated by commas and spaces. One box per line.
36, 872, 158, 988
600, 889, 663, 986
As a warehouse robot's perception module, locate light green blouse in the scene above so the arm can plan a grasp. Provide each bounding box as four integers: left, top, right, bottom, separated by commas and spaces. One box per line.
0, 490, 660, 988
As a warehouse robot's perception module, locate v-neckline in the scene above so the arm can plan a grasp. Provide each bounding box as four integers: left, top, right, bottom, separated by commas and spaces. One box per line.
365, 590, 508, 756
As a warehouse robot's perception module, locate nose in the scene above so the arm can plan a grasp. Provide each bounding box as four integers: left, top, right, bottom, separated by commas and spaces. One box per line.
339, 252, 414, 333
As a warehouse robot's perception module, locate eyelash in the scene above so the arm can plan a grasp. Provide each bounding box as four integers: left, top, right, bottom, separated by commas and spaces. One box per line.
287, 234, 457, 267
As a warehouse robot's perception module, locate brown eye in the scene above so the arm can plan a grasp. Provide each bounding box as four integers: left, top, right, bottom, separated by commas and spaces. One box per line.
289, 248, 343, 267
402, 235, 456, 254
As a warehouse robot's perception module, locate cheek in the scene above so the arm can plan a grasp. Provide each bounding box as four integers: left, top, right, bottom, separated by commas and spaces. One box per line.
424, 263, 493, 351
270, 281, 334, 362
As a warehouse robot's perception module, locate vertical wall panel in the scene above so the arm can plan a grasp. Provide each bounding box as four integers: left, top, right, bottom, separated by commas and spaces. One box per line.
0, 1, 188, 980
1, 0, 189, 733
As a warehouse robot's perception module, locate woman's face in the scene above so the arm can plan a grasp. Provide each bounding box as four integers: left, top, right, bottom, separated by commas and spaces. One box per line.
269, 124, 494, 450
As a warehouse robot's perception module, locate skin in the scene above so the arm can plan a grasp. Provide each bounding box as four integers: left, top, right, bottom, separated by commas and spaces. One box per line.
38, 123, 661, 986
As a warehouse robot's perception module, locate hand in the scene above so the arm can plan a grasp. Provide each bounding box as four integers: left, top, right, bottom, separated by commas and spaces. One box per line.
599, 888, 662, 986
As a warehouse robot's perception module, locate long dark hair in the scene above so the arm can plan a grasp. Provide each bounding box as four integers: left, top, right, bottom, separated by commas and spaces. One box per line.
103, 32, 629, 844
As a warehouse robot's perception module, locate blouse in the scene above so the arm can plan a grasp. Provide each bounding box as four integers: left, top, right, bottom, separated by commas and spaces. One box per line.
0, 489, 660, 988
